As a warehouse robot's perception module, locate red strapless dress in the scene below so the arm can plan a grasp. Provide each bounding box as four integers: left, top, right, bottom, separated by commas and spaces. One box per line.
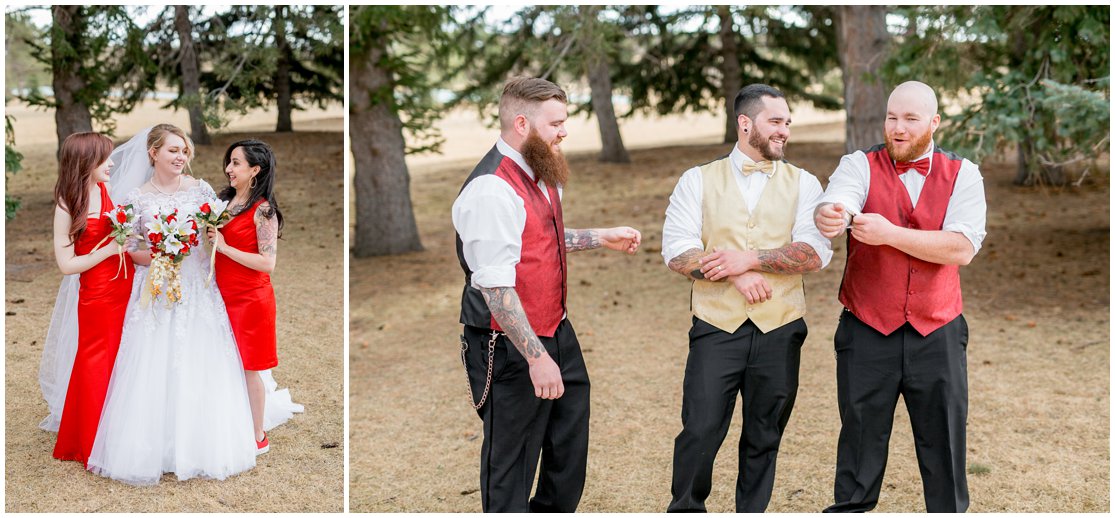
53, 182, 134, 466
216, 200, 278, 370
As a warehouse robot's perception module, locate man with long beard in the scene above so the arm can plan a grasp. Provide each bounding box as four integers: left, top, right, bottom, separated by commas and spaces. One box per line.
661, 83, 832, 512
814, 81, 987, 512
451, 76, 641, 512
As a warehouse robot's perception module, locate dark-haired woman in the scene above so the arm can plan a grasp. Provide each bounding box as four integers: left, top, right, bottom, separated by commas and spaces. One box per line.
210, 139, 291, 454
49, 132, 134, 466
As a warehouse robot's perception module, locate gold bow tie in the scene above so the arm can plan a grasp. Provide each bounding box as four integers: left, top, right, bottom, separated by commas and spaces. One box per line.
741, 161, 776, 176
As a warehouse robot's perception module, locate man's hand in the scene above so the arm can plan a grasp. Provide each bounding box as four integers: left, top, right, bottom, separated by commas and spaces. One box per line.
599, 226, 641, 254
849, 212, 896, 246
529, 353, 565, 399
815, 202, 850, 239
730, 271, 773, 304
699, 248, 758, 281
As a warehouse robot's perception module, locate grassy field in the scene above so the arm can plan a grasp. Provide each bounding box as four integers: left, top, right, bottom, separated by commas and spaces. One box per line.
349, 112, 1109, 512
4, 103, 345, 512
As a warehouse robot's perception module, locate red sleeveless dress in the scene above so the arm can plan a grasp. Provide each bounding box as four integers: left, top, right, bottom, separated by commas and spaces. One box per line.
216, 200, 278, 370
53, 182, 134, 466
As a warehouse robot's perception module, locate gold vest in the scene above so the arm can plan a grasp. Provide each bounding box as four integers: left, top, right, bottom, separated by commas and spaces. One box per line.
692, 155, 807, 333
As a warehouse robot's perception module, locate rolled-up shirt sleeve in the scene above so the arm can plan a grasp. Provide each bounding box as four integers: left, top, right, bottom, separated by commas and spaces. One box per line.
820, 151, 870, 214
661, 166, 706, 266
451, 176, 525, 289
793, 171, 834, 269
943, 159, 988, 255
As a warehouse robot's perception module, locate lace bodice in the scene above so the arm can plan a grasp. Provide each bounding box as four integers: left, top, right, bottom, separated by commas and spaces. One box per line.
123, 179, 217, 273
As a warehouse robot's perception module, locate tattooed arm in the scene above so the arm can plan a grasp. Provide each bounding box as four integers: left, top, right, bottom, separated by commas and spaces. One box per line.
698, 242, 822, 281
209, 202, 279, 273
479, 286, 565, 399
565, 226, 641, 254
667, 247, 715, 281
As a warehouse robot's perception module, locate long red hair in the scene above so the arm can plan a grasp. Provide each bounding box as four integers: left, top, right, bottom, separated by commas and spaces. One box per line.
53, 132, 114, 245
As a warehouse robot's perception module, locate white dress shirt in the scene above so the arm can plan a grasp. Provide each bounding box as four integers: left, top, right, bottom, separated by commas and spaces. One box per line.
452, 137, 562, 289
820, 142, 987, 254
661, 145, 833, 268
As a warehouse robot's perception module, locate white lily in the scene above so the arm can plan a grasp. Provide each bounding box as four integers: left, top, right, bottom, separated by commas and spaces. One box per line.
163, 236, 185, 255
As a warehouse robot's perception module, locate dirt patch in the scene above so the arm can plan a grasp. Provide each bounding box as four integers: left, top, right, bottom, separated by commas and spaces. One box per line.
5, 109, 345, 512
349, 121, 1109, 512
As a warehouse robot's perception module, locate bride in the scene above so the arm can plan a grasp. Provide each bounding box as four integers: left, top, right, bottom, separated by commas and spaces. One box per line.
41, 124, 301, 485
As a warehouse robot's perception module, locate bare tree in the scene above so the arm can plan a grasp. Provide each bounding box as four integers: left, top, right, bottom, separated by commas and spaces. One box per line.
837, 6, 889, 153
580, 6, 629, 163
173, 6, 210, 145
350, 20, 422, 257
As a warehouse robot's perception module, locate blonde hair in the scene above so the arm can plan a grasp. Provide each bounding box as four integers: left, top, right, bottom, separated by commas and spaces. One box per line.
146, 123, 194, 168
498, 77, 568, 131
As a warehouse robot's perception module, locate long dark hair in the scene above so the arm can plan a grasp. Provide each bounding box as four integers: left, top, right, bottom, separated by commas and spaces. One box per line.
218, 139, 284, 236
54, 132, 114, 245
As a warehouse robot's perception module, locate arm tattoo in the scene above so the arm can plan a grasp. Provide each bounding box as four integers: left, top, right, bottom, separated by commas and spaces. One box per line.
564, 228, 600, 252
479, 286, 547, 362
756, 242, 821, 274
668, 248, 711, 281
256, 205, 278, 257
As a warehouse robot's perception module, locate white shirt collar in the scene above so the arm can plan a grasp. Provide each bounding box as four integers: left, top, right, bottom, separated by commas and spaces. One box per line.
496, 137, 536, 181
730, 144, 776, 177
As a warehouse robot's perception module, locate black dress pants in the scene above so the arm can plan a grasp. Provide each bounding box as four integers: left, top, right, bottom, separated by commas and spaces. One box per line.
825, 311, 969, 513
463, 319, 589, 513
668, 317, 807, 513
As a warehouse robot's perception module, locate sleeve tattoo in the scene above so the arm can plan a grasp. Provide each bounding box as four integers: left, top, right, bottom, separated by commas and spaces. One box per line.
564, 228, 600, 252
479, 286, 547, 362
668, 248, 711, 281
256, 205, 278, 257
756, 242, 821, 274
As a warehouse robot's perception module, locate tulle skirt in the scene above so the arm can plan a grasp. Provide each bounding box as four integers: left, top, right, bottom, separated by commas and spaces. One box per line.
86, 261, 256, 485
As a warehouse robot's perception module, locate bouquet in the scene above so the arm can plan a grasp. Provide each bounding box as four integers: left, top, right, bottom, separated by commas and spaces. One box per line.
194, 198, 232, 284
94, 204, 137, 280
141, 209, 200, 307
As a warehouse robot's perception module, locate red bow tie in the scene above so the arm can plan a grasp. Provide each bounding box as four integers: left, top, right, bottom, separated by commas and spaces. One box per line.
895, 158, 930, 176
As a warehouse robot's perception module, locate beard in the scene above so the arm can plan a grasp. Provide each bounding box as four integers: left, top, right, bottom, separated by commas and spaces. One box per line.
885, 127, 934, 163
521, 129, 570, 188
748, 127, 785, 161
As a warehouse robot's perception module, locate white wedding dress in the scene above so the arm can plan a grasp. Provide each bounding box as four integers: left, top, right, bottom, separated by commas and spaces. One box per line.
85, 180, 294, 485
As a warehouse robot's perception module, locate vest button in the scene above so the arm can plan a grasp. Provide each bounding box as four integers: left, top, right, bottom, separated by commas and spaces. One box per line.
748, 222, 756, 228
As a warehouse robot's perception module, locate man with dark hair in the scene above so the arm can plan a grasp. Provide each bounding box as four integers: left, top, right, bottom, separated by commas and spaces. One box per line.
661, 83, 832, 512
452, 76, 642, 512
815, 80, 986, 513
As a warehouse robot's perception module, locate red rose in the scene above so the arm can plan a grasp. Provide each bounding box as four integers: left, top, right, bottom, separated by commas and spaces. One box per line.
149, 233, 162, 245
200, 203, 211, 214
115, 211, 127, 224
189, 234, 199, 246
190, 219, 198, 231
167, 213, 177, 224
181, 244, 190, 255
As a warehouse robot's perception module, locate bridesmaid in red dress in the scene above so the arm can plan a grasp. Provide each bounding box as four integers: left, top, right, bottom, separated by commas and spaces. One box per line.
50, 132, 134, 466
210, 139, 284, 454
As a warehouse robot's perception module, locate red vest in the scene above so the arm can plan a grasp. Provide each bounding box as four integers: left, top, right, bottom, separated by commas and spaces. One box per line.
839, 145, 964, 336
456, 147, 567, 338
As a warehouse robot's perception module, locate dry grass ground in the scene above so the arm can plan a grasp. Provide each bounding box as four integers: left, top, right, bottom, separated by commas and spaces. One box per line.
4, 102, 345, 512
349, 112, 1109, 512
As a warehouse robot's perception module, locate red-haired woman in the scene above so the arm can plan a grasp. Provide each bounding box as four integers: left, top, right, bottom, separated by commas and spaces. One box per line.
49, 132, 134, 466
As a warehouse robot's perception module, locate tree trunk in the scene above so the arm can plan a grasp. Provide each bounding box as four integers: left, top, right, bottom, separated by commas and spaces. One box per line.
837, 6, 889, 154
274, 5, 294, 133
581, 6, 629, 163
51, 6, 93, 157
718, 6, 742, 144
350, 28, 423, 257
174, 6, 210, 145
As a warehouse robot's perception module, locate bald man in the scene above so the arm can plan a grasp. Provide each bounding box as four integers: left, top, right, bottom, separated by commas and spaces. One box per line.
814, 81, 987, 512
